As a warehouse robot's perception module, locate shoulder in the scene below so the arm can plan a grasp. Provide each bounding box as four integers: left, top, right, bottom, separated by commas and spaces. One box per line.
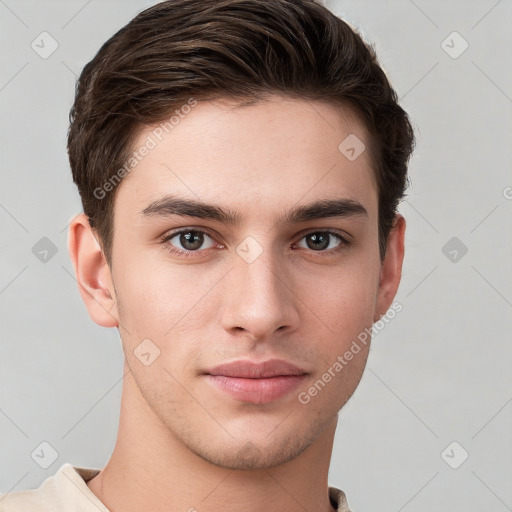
0, 463, 107, 512
329, 485, 353, 512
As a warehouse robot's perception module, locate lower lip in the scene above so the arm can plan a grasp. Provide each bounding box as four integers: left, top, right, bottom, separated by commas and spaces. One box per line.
205, 374, 307, 404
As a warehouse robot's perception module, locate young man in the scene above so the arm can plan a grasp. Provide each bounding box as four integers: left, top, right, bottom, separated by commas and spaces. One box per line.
1, 0, 414, 510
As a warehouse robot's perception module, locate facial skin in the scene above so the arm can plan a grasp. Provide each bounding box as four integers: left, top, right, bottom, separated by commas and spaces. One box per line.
68, 94, 405, 512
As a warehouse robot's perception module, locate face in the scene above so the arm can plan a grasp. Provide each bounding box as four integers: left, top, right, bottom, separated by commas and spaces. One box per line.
94, 95, 398, 470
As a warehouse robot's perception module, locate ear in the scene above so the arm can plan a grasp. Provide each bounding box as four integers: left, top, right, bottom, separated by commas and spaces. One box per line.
67, 213, 119, 328
374, 214, 406, 322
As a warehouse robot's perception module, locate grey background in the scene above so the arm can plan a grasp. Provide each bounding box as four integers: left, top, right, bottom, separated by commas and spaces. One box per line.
0, 1, 511, 511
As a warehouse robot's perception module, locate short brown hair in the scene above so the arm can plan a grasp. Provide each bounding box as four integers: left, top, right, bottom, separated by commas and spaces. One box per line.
67, 0, 415, 266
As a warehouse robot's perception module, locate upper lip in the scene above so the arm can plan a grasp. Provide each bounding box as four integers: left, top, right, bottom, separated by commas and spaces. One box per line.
205, 359, 307, 378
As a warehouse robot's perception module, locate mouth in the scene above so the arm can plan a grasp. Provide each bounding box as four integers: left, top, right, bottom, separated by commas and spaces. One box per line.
203, 358, 308, 404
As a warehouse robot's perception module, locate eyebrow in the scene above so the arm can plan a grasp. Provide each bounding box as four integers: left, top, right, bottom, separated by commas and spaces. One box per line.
140, 194, 368, 225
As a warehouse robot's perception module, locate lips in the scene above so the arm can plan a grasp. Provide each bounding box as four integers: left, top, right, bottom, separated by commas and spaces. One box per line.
206, 359, 307, 378
204, 359, 308, 404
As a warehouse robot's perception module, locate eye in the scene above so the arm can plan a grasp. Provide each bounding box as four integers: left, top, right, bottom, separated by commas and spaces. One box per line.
159, 228, 352, 259
295, 230, 351, 254
160, 229, 218, 256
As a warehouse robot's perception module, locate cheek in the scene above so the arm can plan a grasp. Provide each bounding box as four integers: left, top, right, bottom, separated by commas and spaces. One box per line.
114, 254, 196, 331
328, 280, 376, 336
303, 260, 379, 336
113, 256, 217, 370
303, 264, 378, 400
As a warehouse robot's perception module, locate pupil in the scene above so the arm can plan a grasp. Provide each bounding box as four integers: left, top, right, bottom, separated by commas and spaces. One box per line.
182, 231, 202, 250
308, 233, 328, 251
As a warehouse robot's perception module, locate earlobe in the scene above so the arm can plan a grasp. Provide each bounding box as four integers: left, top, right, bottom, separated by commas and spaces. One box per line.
67, 213, 119, 328
374, 214, 406, 323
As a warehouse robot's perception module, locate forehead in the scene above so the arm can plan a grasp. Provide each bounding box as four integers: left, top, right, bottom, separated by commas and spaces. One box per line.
114, 95, 378, 225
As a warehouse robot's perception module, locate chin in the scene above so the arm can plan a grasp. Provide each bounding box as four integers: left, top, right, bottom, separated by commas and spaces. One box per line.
179, 415, 328, 471
192, 438, 309, 470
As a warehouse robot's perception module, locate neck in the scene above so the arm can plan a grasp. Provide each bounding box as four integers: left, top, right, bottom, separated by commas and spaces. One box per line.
87, 365, 338, 512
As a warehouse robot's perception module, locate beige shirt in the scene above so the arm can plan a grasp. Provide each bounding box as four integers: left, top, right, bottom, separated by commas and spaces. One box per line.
0, 463, 352, 511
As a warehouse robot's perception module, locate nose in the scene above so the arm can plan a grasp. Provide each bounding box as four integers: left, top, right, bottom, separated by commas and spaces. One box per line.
220, 243, 300, 342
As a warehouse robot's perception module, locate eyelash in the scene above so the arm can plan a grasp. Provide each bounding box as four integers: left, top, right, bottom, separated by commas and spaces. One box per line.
159, 228, 352, 259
